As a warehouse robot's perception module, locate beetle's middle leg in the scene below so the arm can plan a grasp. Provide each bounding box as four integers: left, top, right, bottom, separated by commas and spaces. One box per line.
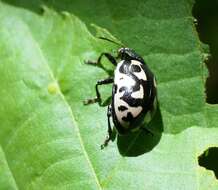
83, 77, 114, 105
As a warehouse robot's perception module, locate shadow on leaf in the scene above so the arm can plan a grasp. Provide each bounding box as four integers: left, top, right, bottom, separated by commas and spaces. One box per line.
117, 106, 163, 157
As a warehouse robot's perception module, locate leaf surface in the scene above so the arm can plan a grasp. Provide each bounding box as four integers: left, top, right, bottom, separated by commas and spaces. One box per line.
0, 1, 218, 190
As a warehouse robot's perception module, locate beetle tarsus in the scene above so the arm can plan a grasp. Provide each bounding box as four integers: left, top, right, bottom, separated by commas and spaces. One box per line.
83, 97, 99, 105
101, 135, 111, 149
84, 60, 98, 65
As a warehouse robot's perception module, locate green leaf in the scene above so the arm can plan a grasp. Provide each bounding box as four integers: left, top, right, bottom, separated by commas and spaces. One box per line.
0, 1, 218, 190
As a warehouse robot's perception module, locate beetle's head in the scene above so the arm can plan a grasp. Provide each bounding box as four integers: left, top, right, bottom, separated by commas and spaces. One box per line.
118, 48, 144, 62
118, 48, 133, 60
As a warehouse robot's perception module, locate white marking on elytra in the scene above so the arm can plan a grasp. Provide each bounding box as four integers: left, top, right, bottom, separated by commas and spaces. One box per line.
130, 60, 147, 81
114, 98, 143, 128
113, 61, 144, 127
131, 84, 144, 99
115, 73, 135, 88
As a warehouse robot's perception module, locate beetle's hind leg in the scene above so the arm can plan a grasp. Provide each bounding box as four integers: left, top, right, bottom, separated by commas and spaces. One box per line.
101, 105, 114, 149
83, 77, 114, 105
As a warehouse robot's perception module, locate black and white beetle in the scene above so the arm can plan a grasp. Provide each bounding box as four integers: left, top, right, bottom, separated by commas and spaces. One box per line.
84, 44, 157, 149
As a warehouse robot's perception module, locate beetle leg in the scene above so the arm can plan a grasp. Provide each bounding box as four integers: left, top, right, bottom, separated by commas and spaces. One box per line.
85, 52, 117, 67
83, 77, 114, 105
101, 105, 113, 149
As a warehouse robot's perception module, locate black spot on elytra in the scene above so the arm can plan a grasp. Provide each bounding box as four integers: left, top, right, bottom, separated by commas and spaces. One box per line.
121, 96, 144, 107
119, 60, 131, 74
119, 86, 126, 93
131, 64, 141, 72
122, 112, 134, 122
119, 84, 143, 107
118, 105, 128, 111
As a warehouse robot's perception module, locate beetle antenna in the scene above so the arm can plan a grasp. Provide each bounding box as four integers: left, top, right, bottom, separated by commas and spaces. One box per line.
98, 37, 124, 47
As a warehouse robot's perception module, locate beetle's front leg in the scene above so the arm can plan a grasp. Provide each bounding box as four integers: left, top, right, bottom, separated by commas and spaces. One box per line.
83, 77, 114, 105
85, 52, 117, 67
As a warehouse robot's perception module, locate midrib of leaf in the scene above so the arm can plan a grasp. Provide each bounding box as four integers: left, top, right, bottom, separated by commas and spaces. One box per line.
54, 90, 102, 190
0, 14, 102, 189
28, 24, 103, 189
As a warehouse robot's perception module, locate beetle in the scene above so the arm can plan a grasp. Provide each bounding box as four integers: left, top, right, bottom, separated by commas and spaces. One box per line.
84, 44, 157, 149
